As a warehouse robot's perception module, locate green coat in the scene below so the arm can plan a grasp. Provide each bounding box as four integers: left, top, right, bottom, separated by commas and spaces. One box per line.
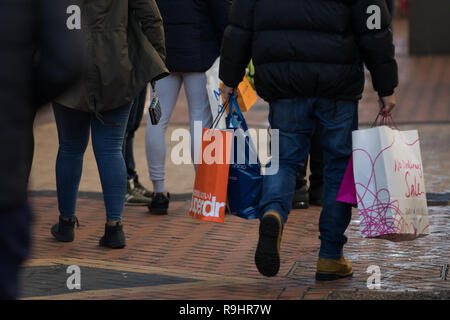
56, 0, 169, 113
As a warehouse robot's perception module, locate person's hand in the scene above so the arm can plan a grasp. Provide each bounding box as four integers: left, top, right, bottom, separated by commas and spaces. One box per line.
222, 84, 237, 102
378, 93, 396, 117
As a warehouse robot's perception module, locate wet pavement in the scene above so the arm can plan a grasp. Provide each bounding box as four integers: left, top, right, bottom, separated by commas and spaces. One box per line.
23, 17, 450, 300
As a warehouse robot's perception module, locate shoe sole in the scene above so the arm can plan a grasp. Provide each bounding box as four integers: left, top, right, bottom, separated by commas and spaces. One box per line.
254, 212, 282, 277
315, 271, 353, 281
149, 207, 168, 215
292, 201, 309, 209
136, 192, 154, 199
125, 202, 151, 207
99, 239, 126, 249
51, 228, 74, 242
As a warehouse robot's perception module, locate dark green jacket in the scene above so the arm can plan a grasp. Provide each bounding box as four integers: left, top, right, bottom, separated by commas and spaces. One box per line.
56, 0, 169, 113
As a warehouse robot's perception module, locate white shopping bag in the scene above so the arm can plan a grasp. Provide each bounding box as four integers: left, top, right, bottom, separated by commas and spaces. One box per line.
352, 126, 430, 241
206, 57, 227, 130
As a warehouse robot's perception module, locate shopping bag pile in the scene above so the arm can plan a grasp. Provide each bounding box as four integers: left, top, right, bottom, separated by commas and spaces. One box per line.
337, 118, 430, 241
189, 96, 263, 223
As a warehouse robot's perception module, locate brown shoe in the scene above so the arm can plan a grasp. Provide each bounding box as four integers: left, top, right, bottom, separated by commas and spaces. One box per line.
254, 211, 283, 277
315, 256, 353, 281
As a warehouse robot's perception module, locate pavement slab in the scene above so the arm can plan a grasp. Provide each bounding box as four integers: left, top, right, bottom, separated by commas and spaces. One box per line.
21, 195, 450, 300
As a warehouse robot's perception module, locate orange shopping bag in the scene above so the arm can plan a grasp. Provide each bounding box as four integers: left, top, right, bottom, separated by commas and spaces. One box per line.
189, 127, 233, 223
221, 76, 258, 112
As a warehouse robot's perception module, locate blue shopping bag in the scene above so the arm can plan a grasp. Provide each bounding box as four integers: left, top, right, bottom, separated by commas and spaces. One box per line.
225, 96, 263, 219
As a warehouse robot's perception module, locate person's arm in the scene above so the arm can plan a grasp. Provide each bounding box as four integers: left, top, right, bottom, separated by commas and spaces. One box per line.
129, 0, 166, 62
352, 0, 398, 98
33, 0, 84, 106
219, 0, 256, 100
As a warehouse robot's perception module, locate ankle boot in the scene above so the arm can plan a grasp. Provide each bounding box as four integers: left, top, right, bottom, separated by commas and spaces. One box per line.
99, 221, 126, 249
51, 216, 79, 242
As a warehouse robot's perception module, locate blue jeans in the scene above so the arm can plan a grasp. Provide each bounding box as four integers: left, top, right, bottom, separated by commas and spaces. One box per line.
123, 87, 147, 180
260, 97, 357, 259
296, 124, 323, 191
53, 103, 131, 221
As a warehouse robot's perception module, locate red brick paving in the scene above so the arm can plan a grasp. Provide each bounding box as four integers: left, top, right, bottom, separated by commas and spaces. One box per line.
26, 195, 449, 300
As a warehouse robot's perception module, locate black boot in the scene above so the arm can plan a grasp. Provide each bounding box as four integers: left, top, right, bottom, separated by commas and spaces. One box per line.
309, 185, 323, 206
51, 216, 78, 242
148, 192, 170, 215
99, 221, 126, 249
292, 166, 309, 209
292, 185, 309, 209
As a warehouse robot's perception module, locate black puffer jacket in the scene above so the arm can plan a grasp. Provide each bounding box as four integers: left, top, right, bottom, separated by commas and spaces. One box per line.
156, 0, 231, 72
220, 0, 398, 102
0, 0, 83, 210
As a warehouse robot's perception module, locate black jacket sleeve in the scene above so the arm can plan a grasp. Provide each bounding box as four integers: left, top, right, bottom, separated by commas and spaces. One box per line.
219, 0, 256, 88
351, 0, 398, 96
129, 0, 166, 62
34, 0, 84, 107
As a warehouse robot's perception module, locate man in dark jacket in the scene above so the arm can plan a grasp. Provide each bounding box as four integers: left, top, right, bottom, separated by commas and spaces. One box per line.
220, 0, 398, 279
0, 0, 83, 299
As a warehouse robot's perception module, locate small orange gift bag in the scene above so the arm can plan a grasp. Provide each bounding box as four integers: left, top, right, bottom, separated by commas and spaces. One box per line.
189, 127, 233, 223
221, 76, 258, 112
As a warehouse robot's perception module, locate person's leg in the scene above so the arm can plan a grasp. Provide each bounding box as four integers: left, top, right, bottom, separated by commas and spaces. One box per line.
145, 73, 182, 195
182, 72, 214, 165
292, 162, 309, 209
259, 98, 315, 223
25, 106, 38, 182
314, 99, 356, 261
256, 97, 315, 277
91, 103, 132, 223
130, 86, 154, 197
308, 124, 324, 205
92, 104, 131, 249
123, 86, 148, 181
52, 103, 90, 219
123, 86, 152, 205
0, 204, 32, 299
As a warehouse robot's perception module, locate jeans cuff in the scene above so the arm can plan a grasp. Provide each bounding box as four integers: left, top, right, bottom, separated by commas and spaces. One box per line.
259, 203, 287, 224
319, 240, 344, 259
127, 171, 137, 180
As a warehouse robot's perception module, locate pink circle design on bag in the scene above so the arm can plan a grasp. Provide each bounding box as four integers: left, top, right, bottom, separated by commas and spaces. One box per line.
353, 134, 429, 240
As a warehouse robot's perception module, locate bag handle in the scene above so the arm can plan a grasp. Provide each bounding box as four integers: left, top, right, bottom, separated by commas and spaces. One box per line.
227, 96, 249, 132
210, 99, 229, 130
371, 104, 399, 130
150, 81, 158, 98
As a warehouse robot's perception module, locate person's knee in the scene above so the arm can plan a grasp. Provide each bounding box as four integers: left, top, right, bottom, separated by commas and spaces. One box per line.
93, 140, 123, 158
59, 139, 88, 156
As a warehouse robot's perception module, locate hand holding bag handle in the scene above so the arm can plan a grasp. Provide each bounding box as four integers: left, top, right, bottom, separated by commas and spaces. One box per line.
226, 95, 249, 131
